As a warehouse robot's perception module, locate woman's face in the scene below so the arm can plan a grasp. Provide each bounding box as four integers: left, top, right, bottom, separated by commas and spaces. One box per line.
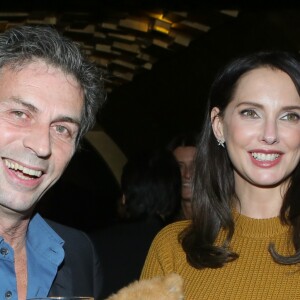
212, 67, 300, 188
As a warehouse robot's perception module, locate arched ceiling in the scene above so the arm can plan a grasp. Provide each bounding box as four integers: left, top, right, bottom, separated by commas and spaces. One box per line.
0, 1, 241, 93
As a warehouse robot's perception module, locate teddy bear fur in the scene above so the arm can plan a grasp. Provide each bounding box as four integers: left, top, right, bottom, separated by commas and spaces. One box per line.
105, 273, 184, 300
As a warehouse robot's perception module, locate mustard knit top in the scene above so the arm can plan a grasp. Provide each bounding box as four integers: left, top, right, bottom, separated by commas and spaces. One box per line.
141, 211, 300, 299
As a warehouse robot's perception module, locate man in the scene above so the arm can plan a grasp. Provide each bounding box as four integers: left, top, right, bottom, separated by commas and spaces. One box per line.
167, 133, 197, 219
0, 25, 106, 299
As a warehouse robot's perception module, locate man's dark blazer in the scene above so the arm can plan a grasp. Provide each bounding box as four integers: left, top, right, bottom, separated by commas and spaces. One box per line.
45, 220, 102, 300
89, 216, 165, 299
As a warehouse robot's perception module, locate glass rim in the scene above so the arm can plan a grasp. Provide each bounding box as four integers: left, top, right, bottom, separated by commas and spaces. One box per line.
27, 297, 94, 300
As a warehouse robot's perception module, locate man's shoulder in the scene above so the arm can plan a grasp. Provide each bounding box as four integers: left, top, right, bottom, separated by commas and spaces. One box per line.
45, 219, 94, 254
45, 219, 85, 238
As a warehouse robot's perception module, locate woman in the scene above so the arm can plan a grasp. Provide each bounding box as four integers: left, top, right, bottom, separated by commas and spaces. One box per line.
141, 50, 300, 299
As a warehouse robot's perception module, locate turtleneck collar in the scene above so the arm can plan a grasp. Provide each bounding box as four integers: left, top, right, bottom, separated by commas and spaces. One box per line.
232, 209, 289, 239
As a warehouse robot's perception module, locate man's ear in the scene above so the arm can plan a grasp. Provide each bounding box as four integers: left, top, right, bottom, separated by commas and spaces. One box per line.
211, 107, 224, 141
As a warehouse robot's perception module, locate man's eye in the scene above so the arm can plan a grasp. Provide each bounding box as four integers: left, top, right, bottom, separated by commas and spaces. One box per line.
178, 163, 184, 170
12, 111, 26, 118
56, 125, 69, 134
281, 113, 300, 122
240, 109, 259, 118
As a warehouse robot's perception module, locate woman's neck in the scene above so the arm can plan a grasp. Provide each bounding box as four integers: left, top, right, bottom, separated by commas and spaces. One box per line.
234, 176, 287, 219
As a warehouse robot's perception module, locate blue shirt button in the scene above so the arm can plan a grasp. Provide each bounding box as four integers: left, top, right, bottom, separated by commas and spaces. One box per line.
0, 248, 8, 256
5, 290, 12, 298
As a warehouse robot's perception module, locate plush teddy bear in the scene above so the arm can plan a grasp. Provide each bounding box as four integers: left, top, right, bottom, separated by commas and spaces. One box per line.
105, 273, 184, 300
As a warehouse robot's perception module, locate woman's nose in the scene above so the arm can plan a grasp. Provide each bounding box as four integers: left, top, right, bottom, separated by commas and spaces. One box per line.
261, 119, 279, 145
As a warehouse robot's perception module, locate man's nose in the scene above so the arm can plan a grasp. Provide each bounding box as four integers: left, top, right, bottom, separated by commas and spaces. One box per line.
23, 124, 52, 158
183, 165, 193, 179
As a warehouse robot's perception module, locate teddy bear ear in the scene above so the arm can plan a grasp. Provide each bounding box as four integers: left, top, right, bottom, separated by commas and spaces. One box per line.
164, 273, 184, 295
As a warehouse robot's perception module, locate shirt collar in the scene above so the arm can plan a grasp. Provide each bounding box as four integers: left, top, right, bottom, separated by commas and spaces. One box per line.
27, 213, 65, 266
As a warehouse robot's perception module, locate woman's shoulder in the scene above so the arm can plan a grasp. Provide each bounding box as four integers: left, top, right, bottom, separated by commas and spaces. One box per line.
153, 220, 191, 244
164, 220, 191, 232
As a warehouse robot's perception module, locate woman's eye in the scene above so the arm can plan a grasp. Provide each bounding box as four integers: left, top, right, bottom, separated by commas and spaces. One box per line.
281, 113, 300, 122
240, 109, 259, 118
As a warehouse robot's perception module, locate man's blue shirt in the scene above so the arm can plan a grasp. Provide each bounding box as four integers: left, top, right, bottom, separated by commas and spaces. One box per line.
0, 213, 65, 300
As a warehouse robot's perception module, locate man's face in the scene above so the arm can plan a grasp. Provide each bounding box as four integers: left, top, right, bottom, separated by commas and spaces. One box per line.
0, 61, 83, 214
173, 146, 196, 200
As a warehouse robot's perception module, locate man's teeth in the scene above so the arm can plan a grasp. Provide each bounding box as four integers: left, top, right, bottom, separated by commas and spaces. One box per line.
252, 152, 280, 161
4, 159, 42, 177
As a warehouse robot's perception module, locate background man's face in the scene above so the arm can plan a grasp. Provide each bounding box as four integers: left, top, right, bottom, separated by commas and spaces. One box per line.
173, 146, 196, 199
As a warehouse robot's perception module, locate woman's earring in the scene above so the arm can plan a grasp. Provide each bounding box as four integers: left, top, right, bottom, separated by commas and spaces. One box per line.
217, 139, 225, 148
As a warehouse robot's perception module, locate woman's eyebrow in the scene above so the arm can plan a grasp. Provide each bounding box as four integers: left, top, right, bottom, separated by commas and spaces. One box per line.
236, 101, 263, 109
236, 101, 300, 111
280, 105, 300, 110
